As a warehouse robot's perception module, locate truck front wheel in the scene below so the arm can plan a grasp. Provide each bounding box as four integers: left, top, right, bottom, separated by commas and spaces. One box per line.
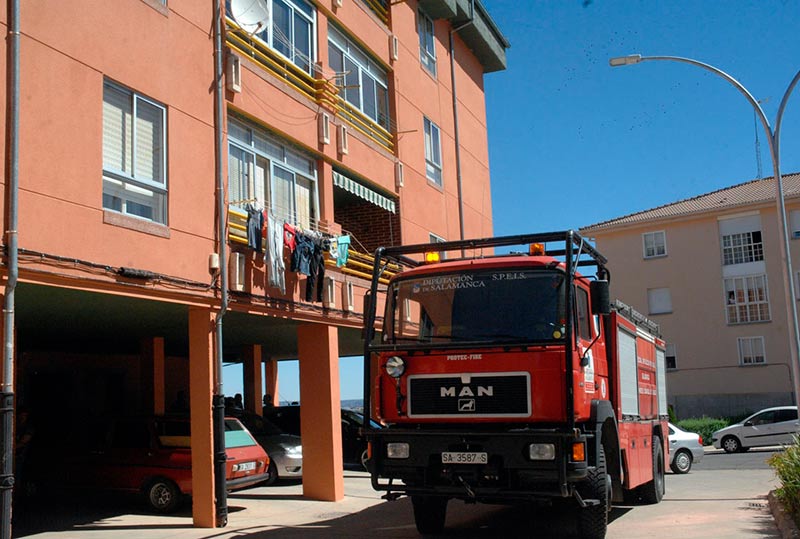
639, 436, 665, 504
577, 444, 610, 539
411, 495, 448, 534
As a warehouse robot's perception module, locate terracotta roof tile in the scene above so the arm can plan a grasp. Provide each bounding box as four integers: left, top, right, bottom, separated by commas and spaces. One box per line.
581, 173, 800, 233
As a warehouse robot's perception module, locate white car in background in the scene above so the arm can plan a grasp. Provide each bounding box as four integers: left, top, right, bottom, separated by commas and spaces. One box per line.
668, 422, 704, 474
711, 406, 799, 453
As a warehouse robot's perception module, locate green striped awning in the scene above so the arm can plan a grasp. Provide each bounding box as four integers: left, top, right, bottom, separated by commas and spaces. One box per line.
333, 170, 396, 214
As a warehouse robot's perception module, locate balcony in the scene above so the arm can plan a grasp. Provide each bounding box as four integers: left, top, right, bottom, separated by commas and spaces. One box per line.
225, 18, 394, 153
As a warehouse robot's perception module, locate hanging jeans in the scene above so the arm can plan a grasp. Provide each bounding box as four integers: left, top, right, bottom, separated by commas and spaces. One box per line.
306, 241, 326, 302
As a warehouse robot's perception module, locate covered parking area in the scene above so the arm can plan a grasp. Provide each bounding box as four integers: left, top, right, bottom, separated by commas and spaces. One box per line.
10, 280, 365, 527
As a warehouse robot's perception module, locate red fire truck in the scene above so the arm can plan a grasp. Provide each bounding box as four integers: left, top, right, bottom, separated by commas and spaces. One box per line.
360, 231, 668, 538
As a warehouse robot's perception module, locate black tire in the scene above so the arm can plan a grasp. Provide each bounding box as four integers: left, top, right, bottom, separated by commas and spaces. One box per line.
639, 437, 665, 504
144, 478, 181, 513
670, 449, 692, 474
577, 444, 610, 539
721, 435, 741, 454
411, 495, 448, 534
264, 460, 278, 486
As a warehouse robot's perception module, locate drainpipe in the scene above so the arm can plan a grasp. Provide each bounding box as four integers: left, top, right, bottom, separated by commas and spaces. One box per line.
0, 1, 20, 537
212, 0, 229, 527
0, 1, 19, 537
449, 0, 474, 255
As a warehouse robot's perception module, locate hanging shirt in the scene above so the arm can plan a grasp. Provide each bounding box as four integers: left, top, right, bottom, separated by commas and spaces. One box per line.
336, 235, 351, 267
246, 205, 263, 253
283, 222, 297, 252
267, 212, 286, 294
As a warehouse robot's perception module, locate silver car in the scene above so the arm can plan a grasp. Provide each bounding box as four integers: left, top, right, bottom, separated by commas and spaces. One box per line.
711, 406, 799, 453
233, 411, 302, 484
668, 422, 704, 474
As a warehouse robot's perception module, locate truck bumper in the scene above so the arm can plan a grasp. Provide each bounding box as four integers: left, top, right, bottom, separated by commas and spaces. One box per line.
367, 428, 589, 503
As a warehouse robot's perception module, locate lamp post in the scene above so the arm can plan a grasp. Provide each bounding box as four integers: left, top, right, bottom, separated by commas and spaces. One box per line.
609, 54, 800, 410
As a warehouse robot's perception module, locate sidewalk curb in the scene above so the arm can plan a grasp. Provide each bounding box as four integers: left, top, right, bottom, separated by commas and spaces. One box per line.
769, 490, 800, 539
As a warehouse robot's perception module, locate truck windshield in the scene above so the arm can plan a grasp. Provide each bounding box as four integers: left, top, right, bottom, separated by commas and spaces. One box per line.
384, 269, 566, 345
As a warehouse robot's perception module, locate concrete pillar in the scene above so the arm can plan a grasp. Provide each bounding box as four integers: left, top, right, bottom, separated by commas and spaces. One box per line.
141, 337, 165, 415
264, 358, 278, 407
297, 323, 343, 501
242, 344, 263, 415
188, 307, 216, 527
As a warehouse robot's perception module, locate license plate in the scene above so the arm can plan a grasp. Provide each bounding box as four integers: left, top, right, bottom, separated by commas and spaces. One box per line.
441, 452, 488, 464
238, 461, 256, 472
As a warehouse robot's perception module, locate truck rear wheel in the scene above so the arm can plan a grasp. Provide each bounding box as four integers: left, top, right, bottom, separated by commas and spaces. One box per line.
411, 495, 448, 534
577, 444, 610, 539
639, 436, 665, 504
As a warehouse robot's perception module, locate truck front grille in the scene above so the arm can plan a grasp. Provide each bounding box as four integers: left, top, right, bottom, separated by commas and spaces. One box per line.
407, 372, 531, 418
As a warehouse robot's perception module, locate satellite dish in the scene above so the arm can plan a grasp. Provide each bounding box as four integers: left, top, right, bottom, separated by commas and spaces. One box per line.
230, 0, 271, 35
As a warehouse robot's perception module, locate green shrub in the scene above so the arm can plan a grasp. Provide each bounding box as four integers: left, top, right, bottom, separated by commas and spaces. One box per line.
768, 435, 800, 518
675, 417, 729, 446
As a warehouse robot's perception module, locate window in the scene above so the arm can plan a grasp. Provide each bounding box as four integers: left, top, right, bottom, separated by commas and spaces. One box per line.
236, 0, 316, 74
575, 287, 591, 340
418, 9, 436, 76
424, 117, 442, 185
724, 275, 770, 323
642, 231, 666, 258
721, 231, 763, 265
102, 81, 167, 224
647, 287, 672, 315
791, 210, 800, 239
429, 233, 446, 260
328, 25, 390, 130
738, 336, 766, 365
228, 117, 318, 229
666, 343, 677, 369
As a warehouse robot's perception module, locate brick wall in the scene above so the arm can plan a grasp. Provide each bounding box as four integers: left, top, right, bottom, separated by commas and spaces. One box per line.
335, 199, 401, 254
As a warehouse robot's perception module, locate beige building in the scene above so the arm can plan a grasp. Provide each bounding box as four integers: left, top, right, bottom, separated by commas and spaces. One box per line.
582, 173, 800, 419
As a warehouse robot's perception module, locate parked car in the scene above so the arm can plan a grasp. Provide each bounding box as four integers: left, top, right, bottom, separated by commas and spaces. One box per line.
228, 410, 302, 484
712, 406, 800, 453
668, 422, 704, 473
29, 415, 270, 512
264, 405, 381, 469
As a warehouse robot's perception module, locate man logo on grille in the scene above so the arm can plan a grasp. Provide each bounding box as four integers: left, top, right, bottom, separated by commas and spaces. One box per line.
458, 399, 476, 412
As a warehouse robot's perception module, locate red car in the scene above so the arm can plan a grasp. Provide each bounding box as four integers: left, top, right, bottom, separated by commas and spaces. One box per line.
31, 416, 270, 512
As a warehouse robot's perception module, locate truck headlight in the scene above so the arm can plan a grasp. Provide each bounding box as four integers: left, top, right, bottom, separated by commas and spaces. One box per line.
387, 442, 410, 459
385, 356, 406, 378
528, 443, 555, 460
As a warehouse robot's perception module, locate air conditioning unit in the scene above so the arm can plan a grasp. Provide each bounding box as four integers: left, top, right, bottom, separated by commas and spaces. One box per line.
395, 161, 404, 188
319, 112, 331, 145
226, 53, 242, 93
390, 35, 399, 61
343, 281, 355, 312
337, 124, 349, 155
230, 252, 245, 291
323, 277, 336, 308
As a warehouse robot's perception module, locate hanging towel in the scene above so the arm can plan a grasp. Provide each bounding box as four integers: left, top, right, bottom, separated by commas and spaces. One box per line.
336, 235, 351, 267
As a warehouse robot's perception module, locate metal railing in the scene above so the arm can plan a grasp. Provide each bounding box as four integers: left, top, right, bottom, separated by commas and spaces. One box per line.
361, 0, 389, 25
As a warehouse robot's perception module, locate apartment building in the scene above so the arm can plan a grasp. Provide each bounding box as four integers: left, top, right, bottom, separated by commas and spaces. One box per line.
0, 0, 507, 528
582, 174, 800, 420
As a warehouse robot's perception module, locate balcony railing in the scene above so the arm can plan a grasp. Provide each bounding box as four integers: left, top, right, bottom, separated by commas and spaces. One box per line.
226, 18, 394, 153
361, 0, 389, 25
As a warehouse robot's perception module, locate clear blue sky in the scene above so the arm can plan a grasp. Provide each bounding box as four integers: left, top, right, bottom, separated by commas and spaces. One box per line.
226, 1, 800, 403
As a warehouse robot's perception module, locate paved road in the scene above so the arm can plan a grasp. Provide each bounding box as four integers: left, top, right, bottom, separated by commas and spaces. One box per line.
11, 448, 783, 539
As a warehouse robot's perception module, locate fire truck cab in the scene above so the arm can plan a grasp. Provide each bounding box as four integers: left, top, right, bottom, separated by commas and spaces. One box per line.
360, 231, 668, 539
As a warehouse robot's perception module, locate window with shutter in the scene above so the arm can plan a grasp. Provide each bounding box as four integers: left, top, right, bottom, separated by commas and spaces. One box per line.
102, 80, 167, 225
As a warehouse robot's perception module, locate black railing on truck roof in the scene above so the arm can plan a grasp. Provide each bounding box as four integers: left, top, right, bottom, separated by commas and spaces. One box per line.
360, 230, 609, 435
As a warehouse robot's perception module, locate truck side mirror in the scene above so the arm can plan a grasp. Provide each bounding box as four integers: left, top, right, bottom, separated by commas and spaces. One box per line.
361, 291, 375, 342
590, 280, 611, 315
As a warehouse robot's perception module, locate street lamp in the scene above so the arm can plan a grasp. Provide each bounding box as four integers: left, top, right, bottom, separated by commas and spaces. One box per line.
609, 54, 800, 410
